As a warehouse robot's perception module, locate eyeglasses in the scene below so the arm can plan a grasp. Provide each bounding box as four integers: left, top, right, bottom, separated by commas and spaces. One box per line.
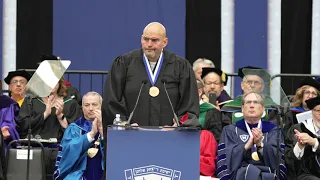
313, 109, 320, 114
10, 80, 27, 85
142, 36, 160, 44
243, 100, 262, 105
204, 81, 222, 86
245, 80, 262, 86
304, 91, 318, 97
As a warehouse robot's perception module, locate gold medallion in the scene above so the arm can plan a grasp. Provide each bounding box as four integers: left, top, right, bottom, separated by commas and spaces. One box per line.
87, 137, 100, 158
251, 151, 260, 161
149, 86, 160, 97
87, 148, 98, 158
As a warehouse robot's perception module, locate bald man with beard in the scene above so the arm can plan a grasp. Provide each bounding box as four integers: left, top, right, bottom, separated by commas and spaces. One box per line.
102, 22, 200, 128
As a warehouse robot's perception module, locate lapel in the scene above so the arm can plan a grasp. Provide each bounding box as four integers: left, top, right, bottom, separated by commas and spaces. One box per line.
235, 119, 276, 134
301, 118, 318, 137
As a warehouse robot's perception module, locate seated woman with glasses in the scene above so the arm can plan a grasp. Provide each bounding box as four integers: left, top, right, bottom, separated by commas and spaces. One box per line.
283, 77, 320, 135
285, 96, 320, 180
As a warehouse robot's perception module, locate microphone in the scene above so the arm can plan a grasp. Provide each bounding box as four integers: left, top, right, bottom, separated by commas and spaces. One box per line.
126, 80, 148, 125
161, 79, 180, 127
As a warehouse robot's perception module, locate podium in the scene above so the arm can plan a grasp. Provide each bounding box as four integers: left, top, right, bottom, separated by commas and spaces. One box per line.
106, 127, 200, 180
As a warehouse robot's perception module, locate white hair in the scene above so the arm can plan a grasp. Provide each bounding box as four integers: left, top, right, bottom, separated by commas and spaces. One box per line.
192, 58, 215, 71
82, 91, 102, 106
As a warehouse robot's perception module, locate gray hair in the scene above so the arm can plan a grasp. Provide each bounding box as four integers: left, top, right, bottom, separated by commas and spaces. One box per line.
82, 91, 103, 106
241, 92, 265, 105
192, 58, 215, 71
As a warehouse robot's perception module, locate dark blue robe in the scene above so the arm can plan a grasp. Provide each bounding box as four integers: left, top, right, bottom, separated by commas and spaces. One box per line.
216, 119, 287, 180
53, 117, 104, 180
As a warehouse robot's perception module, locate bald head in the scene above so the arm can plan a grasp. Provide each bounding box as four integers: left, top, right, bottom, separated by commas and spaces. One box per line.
143, 22, 166, 39
141, 22, 168, 62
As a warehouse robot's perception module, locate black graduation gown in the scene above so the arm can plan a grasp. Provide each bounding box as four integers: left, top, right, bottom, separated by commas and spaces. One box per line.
67, 86, 82, 106
102, 49, 200, 127
17, 96, 82, 141
283, 108, 305, 136
285, 120, 320, 180
203, 108, 222, 142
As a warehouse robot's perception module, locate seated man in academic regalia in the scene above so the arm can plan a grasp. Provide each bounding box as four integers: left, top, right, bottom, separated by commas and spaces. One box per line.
53, 91, 104, 180
285, 96, 320, 180
217, 92, 287, 180
4, 70, 31, 107
201, 67, 232, 110
0, 95, 20, 150
221, 66, 280, 126
197, 80, 222, 141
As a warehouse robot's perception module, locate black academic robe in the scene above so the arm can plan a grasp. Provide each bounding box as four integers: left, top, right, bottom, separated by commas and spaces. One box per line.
203, 108, 222, 142
102, 49, 200, 127
285, 119, 320, 180
17, 96, 82, 141
283, 106, 306, 136
216, 119, 287, 180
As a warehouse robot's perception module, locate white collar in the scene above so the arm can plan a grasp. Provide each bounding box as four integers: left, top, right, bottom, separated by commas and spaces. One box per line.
200, 99, 205, 105
302, 118, 320, 136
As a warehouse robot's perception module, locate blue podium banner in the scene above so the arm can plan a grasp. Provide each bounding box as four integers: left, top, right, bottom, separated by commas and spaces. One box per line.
106, 128, 200, 180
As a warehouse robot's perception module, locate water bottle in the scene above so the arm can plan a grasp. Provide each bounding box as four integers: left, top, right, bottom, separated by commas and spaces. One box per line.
113, 114, 122, 129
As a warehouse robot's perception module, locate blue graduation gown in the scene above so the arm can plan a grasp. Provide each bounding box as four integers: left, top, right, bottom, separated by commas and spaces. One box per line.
216, 119, 287, 180
53, 117, 104, 180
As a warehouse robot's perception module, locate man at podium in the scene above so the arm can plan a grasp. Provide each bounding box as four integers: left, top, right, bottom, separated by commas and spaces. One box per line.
102, 22, 200, 127
217, 92, 287, 180
53, 92, 104, 180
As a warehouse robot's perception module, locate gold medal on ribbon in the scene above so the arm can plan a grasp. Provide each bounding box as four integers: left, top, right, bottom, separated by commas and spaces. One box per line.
251, 151, 260, 161
87, 148, 98, 158
87, 138, 100, 158
149, 86, 160, 97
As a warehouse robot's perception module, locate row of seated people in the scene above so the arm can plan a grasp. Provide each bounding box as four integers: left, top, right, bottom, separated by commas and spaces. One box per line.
0, 71, 104, 179
0, 69, 215, 179
1, 64, 320, 179
192, 60, 320, 179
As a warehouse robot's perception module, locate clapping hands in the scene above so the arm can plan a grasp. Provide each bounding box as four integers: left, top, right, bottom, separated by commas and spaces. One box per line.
294, 129, 316, 148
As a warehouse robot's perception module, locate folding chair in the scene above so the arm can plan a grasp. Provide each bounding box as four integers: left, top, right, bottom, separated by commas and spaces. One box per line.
5, 140, 46, 180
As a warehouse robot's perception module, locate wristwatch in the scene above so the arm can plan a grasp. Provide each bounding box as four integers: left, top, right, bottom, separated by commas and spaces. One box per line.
59, 114, 65, 121
257, 142, 264, 150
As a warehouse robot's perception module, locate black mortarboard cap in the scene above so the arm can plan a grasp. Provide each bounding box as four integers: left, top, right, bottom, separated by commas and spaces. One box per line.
299, 77, 320, 91
4, 70, 32, 85
238, 66, 271, 82
40, 54, 59, 61
306, 96, 320, 110
38, 54, 60, 65
201, 67, 228, 85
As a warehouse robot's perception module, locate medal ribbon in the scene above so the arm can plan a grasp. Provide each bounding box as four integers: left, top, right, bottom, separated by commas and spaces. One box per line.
143, 52, 164, 86
244, 120, 262, 151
